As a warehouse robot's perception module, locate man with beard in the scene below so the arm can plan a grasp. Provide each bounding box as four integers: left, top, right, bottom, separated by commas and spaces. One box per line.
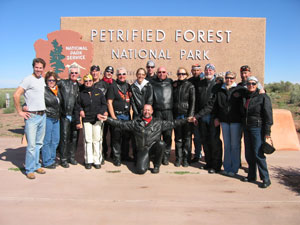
189, 63, 223, 174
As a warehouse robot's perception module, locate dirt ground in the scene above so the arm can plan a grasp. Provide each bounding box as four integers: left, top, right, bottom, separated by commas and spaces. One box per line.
0, 109, 25, 138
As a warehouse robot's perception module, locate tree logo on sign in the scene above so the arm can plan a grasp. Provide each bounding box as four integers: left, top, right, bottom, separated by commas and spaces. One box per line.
50, 39, 65, 76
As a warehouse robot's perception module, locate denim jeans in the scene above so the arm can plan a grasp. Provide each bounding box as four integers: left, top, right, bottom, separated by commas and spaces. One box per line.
24, 113, 46, 174
221, 122, 242, 173
243, 126, 270, 181
42, 117, 60, 167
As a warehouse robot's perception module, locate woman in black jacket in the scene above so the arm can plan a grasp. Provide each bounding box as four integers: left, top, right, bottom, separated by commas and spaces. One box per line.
173, 67, 195, 167
42, 71, 61, 169
75, 75, 107, 169
212, 71, 243, 177
130, 68, 153, 119
241, 76, 273, 188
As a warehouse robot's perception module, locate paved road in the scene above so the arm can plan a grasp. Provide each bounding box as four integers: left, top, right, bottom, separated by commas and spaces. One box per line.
0, 137, 299, 225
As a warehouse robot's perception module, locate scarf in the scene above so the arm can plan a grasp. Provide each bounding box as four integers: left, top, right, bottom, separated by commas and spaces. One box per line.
50, 85, 58, 96
142, 116, 152, 126
134, 79, 149, 91
103, 77, 113, 84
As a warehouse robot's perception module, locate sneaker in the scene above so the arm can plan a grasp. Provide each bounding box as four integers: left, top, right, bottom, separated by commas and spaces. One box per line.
36, 168, 46, 174
26, 173, 36, 179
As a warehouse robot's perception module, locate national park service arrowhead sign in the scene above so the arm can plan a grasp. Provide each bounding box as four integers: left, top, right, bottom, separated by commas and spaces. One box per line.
34, 30, 93, 79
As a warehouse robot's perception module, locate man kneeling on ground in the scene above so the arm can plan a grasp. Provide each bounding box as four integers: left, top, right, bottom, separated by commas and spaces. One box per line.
100, 104, 187, 174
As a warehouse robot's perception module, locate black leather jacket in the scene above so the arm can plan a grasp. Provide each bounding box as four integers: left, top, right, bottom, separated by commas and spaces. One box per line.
106, 117, 185, 150
194, 78, 221, 119
94, 79, 116, 96
44, 86, 61, 119
151, 77, 173, 111
212, 85, 244, 123
172, 79, 195, 118
241, 89, 273, 136
57, 79, 81, 117
75, 87, 107, 125
130, 81, 153, 118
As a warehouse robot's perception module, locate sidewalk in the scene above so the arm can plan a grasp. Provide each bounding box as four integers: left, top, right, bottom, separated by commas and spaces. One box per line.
0, 136, 299, 225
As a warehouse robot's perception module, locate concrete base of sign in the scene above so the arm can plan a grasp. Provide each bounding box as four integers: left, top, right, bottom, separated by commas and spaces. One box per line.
271, 109, 300, 151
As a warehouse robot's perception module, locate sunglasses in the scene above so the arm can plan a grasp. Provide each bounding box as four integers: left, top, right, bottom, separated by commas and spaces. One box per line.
84, 80, 93, 83
177, 73, 187, 76
247, 82, 257, 86
158, 71, 166, 74
117, 73, 126, 76
47, 79, 56, 82
225, 77, 235, 80
147, 66, 154, 69
70, 72, 78, 74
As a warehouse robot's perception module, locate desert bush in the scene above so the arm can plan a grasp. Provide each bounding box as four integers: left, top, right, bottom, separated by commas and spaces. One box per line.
265, 81, 293, 93
290, 84, 300, 105
3, 106, 15, 114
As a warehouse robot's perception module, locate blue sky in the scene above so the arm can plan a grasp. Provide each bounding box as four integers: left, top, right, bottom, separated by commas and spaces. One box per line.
0, 0, 299, 88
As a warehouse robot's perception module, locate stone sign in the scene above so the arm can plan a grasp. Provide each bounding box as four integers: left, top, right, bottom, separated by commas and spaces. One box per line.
60, 16, 266, 83
34, 30, 93, 79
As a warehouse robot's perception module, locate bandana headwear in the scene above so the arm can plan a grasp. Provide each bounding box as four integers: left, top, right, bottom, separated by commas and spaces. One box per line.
105, 66, 114, 74
240, 65, 251, 72
192, 64, 201, 69
146, 60, 155, 67
205, 63, 215, 71
83, 74, 93, 81
90, 65, 100, 72
247, 76, 258, 83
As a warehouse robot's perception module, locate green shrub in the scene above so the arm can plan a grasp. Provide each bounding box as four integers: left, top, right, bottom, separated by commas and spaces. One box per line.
290, 84, 300, 105
3, 106, 15, 114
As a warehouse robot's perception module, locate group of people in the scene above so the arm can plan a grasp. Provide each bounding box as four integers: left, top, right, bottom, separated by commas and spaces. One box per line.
14, 58, 273, 189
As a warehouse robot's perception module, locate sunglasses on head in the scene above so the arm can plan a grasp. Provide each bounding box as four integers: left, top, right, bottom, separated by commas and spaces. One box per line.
247, 82, 257, 86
